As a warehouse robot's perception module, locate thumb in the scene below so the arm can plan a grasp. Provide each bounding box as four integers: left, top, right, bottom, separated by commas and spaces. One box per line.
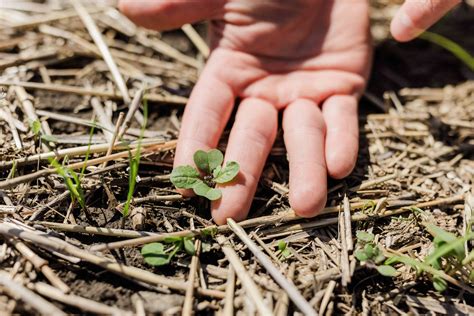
118, 0, 225, 30
390, 0, 461, 42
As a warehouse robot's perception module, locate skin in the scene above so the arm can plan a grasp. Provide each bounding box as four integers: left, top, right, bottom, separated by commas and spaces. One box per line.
119, 0, 460, 224
391, 0, 461, 42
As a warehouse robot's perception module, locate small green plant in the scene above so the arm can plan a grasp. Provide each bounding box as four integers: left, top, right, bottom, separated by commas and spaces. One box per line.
354, 231, 399, 277
141, 236, 195, 266
123, 99, 148, 217
49, 158, 86, 209
47, 120, 95, 210
30, 119, 58, 145
170, 149, 240, 201
356, 225, 474, 293
419, 31, 474, 71
277, 240, 292, 260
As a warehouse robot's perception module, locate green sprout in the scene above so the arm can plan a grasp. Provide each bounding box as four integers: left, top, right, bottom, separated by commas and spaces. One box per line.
356, 226, 474, 293
170, 149, 240, 201
49, 158, 86, 209
123, 99, 148, 217
30, 119, 58, 144
419, 31, 474, 71
354, 231, 399, 277
141, 236, 195, 267
46, 121, 96, 210
277, 240, 291, 260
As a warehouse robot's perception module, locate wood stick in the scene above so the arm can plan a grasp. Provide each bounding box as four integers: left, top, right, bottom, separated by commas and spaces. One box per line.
88, 200, 384, 252
318, 280, 336, 316
0, 80, 187, 104
8, 8, 103, 30
227, 219, 316, 316
0, 108, 22, 150
0, 138, 172, 169
0, 222, 224, 299
338, 211, 351, 287
181, 24, 210, 58
136, 31, 200, 68
0, 141, 177, 189
102, 112, 124, 168
90, 97, 114, 142
10, 238, 70, 293
72, 0, 130, 103
275, 263, 295, 316
33, 221, 160, 239
0, 272, 66, 316
222, 266, 235, 316
117, 88, 144, 140
31, 282, 128, 315
182, 240, 201, 316
343, 196, 353, 251
216, 235, 272, 315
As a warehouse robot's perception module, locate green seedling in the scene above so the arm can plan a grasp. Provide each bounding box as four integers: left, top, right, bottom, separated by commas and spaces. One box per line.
49, 158, 86, 209
47, 120, 95, 210
277, 240, 292, 260
354, 231, 399, 277
30, 119, 59, 144
141, 236, 196, 267
170, 149, 240, 201
419, 31, 474, 71
123, 99, 148, 217
356, 225, 474, 293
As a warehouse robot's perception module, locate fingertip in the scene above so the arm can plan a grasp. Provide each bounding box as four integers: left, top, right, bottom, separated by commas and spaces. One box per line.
289, 182, 327, 218
326, 141, 358, 179
390, 10, 421, 42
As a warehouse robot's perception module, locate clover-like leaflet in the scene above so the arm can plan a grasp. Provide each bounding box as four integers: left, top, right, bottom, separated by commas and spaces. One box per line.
170, 149, 239, 200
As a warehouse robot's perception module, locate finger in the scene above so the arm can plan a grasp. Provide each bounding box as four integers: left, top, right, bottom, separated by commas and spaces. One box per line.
173, 57, 236, 195
118, 0, 225, 30
390, 0, 461, 42
283, 99, 327, 218
322, 95, 359, 179
211, 98, 278, 225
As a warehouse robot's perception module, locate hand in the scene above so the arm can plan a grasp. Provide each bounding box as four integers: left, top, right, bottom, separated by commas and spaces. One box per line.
391, 0, 461, 42
120, 0, 372, 224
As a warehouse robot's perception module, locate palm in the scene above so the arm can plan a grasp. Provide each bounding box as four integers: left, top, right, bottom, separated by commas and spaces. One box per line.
120, 0, 372, 224
209, 0, 370, 107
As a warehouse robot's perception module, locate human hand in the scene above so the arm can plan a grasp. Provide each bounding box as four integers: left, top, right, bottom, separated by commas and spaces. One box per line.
391, 0, 461, 42
119, 0, 372, 224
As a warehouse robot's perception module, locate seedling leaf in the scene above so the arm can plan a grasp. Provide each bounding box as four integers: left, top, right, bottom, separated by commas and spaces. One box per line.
193, 149, 223, 174
164, 236, 184, 243
41, 134, 58, 143
356, 231, 374, 243
377, 265, 399, 277
31, 119, 41, 136
433, 276, 448, 292
277, 240, 291, 258
355, 250, 369, 262
184, 238, 196, 256
192, 182, 222, 201
141, 243, 171, 266
213, 161, 239, 184
202, 227, 218, 238
364, 244, 375, 258
278, 240, 287, 252
170, 166, 202, 189
212, 165, 222, 178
